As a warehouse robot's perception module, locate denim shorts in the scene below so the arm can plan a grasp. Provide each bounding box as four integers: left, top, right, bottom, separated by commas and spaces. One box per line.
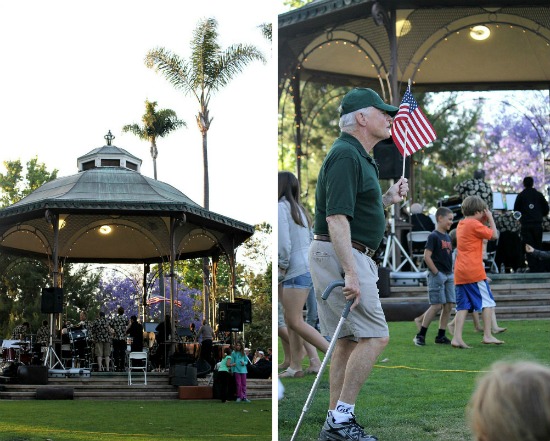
282, 272, 312, 289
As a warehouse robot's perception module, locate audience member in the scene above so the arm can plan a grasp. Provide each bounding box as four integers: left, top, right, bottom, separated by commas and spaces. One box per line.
230, 341, 251, 403
217, 347, 233, 403
410, 203, 435, 232
413, 207, 454, 347
278, 170, 327, 378
452, 196, 503, 348
468, 361, 550, 441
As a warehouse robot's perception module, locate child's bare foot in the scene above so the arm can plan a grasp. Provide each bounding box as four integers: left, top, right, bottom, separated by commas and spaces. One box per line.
474, 326, 484, 333
414, 316, 422, 332
278, 362, 290, 370
451, 339, 472, 349
447, 321, 455, 335
482, 337, 504, 345
492, 327, 507, 334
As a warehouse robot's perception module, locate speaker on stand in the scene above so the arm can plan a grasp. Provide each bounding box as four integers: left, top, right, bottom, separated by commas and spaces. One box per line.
235, 298, 252, 324
218, 302, 244, 332
40, 287, 64, 369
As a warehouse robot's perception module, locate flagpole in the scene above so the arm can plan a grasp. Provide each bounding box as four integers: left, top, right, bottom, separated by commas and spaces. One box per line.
401, 79, 412, 179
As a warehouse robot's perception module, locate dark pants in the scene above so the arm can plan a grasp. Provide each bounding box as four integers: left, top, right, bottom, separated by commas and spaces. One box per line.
217, 370, 232, 402
200, 339, 213, 366
112, 339, 126, 371
521, 224, 544, 271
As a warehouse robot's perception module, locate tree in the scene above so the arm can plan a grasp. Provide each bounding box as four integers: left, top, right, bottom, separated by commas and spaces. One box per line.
122, 100, 185, 180
144, 17, 266, 209
0, 158, 58, 207
145, 17, 266, 322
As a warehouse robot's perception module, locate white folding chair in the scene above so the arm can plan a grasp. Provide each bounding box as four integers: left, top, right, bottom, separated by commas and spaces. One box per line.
128, 351, 148, 385
407, 231, 431, 270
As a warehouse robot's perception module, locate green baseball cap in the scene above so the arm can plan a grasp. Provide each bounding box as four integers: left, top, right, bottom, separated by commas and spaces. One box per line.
339, 88, 399, 117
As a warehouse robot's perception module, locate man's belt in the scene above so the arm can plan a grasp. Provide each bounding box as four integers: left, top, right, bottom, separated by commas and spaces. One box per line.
313, 234, 376, 258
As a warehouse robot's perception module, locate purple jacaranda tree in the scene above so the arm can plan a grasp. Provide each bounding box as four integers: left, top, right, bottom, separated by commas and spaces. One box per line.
97, 269, 202, 330
479, 94, 550, 195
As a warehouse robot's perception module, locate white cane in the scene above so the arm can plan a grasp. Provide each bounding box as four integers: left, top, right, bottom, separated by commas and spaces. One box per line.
290, 280, 353, 441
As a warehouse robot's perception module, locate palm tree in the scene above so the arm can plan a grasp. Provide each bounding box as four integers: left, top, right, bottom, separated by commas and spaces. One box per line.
145, 17, 266, 324
122, 100, 186, 180
144, 17, 266, 209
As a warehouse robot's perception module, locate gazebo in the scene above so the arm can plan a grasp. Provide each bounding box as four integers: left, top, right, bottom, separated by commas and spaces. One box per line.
0, 132, 254, 363
279, 0, 550, 183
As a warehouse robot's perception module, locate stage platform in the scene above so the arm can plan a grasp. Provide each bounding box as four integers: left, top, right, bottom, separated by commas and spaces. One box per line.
381, 272, 550, 321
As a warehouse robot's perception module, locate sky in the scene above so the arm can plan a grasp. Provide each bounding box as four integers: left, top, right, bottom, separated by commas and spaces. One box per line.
0, 0, 277, 228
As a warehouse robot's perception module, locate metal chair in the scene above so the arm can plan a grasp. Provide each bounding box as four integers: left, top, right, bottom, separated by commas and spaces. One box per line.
407, 231, 431, 270
484, 238, 499, 273
128, 351, 148, 385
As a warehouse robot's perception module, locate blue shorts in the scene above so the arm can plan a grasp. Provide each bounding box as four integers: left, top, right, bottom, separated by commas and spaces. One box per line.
455, 280, 496, 312
282, 272, 312, 289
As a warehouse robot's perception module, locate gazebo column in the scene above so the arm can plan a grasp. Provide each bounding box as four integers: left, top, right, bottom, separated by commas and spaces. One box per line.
292, 71, 303, 186
211, 254, 219, 327
168, 216, 178, 357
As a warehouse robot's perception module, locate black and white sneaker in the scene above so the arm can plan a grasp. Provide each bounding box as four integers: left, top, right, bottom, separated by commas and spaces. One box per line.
413, 335, 426, 346
435, 335, 451, 344
319, 413, 378, 441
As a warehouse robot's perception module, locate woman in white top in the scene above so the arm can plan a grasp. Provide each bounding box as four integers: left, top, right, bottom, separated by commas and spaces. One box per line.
278, 171, 328, 378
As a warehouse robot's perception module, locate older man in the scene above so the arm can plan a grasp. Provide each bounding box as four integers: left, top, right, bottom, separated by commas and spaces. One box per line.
309, 88, 408, 441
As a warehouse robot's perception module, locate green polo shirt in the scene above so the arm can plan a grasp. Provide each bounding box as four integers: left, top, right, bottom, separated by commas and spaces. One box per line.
314, 132, 386, 249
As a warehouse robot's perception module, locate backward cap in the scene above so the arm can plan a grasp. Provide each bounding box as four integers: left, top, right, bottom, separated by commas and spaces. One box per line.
339, 88, 398, 117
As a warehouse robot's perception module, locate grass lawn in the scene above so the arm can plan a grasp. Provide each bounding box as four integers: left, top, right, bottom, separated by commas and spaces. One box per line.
278, 319, 550, 441
0, 399, 272, 441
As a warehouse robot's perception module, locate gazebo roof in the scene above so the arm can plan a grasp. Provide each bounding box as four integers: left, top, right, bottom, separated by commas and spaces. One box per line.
279, 0, 550, 95
0, 141, 254, 264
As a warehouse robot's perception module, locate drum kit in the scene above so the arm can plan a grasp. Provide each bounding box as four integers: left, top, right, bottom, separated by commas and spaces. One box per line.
1, 339, 36, 367
60, 327, 94, 368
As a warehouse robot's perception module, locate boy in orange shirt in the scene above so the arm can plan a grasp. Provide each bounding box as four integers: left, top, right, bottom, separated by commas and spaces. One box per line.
452, 195, 504, 348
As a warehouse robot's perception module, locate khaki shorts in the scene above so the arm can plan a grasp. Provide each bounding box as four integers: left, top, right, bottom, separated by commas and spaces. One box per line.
309, 240, 388, 340
95, 341, 111, 358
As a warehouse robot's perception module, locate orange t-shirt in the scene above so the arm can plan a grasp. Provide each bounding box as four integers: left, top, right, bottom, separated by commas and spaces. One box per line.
454, 218, 494, 285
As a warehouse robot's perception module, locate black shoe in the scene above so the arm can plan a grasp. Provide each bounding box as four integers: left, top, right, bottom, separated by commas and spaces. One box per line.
435, 335, 451, 344
413, 335, 425, 346
319, 413, 378, 441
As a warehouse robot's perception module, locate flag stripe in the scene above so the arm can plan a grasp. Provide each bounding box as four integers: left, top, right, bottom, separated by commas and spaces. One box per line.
391, 86, 436, 157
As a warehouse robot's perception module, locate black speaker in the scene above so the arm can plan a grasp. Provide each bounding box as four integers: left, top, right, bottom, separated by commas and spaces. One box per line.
235, 298, 252, 324
41, 287, 63, 314
218, 302, 243, 332
373, 138, 410, 180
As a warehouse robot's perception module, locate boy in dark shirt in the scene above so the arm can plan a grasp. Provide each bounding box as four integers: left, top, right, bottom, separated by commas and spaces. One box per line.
414, 207, 455, 346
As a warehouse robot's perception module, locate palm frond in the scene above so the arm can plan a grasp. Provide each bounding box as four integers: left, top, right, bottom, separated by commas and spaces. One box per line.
191, 18, 221, 94
207, 44, 266, 93
258, 23, 272, 42
145, 47, 196, 99
122, 124, 148, 140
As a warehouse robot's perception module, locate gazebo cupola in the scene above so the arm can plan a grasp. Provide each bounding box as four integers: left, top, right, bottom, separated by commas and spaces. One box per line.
76, 130, 142, 173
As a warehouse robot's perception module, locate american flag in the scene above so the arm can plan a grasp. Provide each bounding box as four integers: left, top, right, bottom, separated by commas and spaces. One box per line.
391, 86, 436, 156
147, 296, 182, 307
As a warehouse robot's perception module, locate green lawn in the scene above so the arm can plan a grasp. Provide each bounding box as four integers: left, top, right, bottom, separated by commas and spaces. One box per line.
0, 399, 273, 441
278, 319, 550, 441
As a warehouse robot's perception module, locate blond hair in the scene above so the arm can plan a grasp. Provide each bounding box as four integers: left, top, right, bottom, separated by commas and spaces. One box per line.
468, 361, 550, 441
461, 195, 487, 217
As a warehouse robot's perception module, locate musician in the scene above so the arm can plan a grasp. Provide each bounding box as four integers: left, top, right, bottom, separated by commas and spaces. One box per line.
154, 315, 171, 369
196, 319, 214, 366
36, 320, 49, 346
186, 322, 197, 343
126, 315, 144, 352
92, 311, 113, 372
110, 306, 128, 372
11, 321, 30, 340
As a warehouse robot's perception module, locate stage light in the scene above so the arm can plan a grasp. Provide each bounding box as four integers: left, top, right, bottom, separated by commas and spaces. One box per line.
470, 25, 490, 41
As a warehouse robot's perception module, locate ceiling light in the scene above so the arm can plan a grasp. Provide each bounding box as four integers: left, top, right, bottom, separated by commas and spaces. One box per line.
396, 19, 412, 37
99, 225, 112, 235
470, 25, 491, 41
